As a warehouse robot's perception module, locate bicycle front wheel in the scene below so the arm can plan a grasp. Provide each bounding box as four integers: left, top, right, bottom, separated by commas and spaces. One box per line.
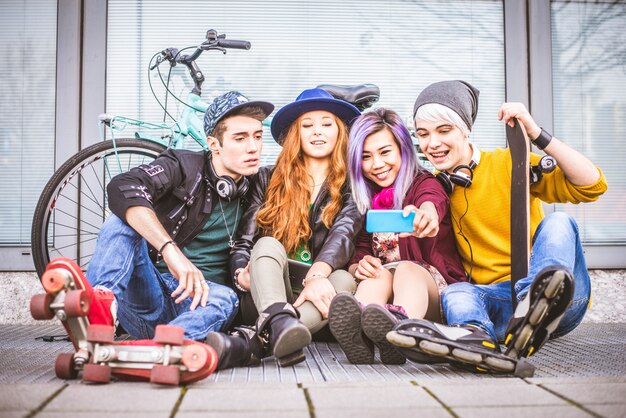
31, 139, 167, 277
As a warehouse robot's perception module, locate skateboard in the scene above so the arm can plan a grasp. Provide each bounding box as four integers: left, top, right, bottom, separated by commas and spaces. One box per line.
506, 119, 531, 305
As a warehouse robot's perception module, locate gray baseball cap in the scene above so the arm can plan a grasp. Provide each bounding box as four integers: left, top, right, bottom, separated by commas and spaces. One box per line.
203, 91, 274, 137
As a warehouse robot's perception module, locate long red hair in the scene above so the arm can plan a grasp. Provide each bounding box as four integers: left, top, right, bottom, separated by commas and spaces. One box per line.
257, 114, 349, 255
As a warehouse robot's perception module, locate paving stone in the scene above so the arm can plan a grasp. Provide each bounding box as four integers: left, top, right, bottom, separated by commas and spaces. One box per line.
423, 383, 565, 407
39, 413, 168, 418
180, 387, 308, 412
0, 383, 64, 411
44, 384, 180, 412
0, 412, 29, 418
528, 376, 626, 384
177, 412, 309, 418
307, 385, 440, 409
541, 382, 626, 404
453, 405, 593, 418
584, 404, 626, 418
315, 408, 450, 418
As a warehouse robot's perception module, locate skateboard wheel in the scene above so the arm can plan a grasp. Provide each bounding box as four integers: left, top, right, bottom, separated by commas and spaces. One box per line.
41, 268, 71, 293
544, 271, 565, 299
419, 340, 449, 356
83, 363, 112, 383
181, 344, 209, 372
30, 294, 55, 320
64, 289, 91, 317
386, 331, 417, 348
54, 353, 79, 380
154, 325, 184, 346
87, 324, 115, 344
514, 324, 533, 353
451, 348, 482, 364
529, 298, 549, 326
485, 356, 516, 372
150, 365, 181, 385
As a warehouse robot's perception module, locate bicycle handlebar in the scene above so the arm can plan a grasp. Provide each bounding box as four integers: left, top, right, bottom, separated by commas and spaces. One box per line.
215, 39, 251, 50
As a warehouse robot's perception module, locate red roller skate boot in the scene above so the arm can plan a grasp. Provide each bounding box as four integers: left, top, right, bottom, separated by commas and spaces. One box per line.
30, 257, 116, 380
83, 324, 218, 385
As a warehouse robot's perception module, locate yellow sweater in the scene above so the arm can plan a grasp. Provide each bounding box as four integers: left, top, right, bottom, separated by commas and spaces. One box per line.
450, 148, 607, 285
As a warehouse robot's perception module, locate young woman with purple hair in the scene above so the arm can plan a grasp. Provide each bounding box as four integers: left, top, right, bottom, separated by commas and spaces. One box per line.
328, 107, 467, 365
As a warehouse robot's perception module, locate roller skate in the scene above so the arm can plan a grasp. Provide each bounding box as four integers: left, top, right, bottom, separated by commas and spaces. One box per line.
79, 324, 218, 385
30, 257, 218, 385
504, 266, 574, 358
30, 257, 111, 374
386, 319, 535, 377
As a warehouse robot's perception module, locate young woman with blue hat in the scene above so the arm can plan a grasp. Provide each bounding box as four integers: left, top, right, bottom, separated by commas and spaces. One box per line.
206, 88, 363, 368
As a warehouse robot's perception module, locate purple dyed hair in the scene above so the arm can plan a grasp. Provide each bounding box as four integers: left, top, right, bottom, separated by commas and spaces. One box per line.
347, 108, 420, 214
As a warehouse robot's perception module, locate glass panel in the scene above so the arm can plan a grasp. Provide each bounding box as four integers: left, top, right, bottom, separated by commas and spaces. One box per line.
106, 0, 505, 167
551, 0, 626, 244
0, 0, 57, 244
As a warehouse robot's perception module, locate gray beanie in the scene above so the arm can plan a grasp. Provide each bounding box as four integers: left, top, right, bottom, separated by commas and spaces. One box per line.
413, 80, 480, 130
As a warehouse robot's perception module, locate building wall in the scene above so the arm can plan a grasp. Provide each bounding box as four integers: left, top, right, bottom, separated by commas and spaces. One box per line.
1, 0, 624, 270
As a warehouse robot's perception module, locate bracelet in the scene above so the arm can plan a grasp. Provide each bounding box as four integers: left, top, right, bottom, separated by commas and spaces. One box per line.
532, 128, 553, 150
233, 268, 248, 293
302, 273, 327, 288
159, 240, 176, 254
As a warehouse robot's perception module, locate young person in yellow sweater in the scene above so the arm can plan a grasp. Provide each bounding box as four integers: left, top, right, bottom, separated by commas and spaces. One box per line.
387, 80, 607, 372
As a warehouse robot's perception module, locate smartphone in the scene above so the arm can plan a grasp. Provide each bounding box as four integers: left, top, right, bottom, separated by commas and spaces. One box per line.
366, 210, 415, 233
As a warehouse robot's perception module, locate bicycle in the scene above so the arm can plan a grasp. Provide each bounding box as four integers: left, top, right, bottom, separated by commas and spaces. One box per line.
31, 28, 380, 277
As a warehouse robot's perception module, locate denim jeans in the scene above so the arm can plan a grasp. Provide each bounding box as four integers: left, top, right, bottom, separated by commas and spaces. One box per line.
441, 212, 591, 342
86, 215, 238, 341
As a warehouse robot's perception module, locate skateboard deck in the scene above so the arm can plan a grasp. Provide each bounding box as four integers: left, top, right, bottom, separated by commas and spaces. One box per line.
506, 120, 531, 307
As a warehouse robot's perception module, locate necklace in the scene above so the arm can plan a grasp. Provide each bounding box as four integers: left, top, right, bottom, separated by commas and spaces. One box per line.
218, 197, 240, 248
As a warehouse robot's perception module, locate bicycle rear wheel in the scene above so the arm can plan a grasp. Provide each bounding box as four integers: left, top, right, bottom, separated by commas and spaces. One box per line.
31, 139, 167, 277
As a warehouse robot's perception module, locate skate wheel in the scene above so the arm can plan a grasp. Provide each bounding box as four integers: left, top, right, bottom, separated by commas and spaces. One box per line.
386, 331, 417, 348
451, 348, 482, 364
154, 325, 184, 346
181, 344, 209, 372
30, 294, 55, 320
544, 271, 565, 299
55, 353, 79, 379
485, 356, 516, 372
83, 363, 112, 383
529, 298, 550, 326
41, 268, 71, 293
150, 365, 180, 385
64, 289, 91, 317
514, 324, 534, 353
419, 340, 449, 356
87, 324, 115, 344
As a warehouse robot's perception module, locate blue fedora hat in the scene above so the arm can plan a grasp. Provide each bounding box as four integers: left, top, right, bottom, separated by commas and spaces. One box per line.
270, 88, 361, 144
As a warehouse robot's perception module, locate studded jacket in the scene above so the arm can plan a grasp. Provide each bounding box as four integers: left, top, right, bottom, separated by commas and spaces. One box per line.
230, 166, 363, 279
107, 149, 248, 262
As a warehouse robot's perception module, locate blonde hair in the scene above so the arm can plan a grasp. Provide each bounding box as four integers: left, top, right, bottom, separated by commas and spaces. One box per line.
257, 114, 349, 255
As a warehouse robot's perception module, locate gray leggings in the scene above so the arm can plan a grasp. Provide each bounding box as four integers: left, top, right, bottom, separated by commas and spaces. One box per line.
250, 236, 356, 334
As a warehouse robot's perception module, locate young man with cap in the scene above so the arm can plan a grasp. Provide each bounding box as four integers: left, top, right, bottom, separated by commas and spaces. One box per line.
86, 91, 274, 342
388, 80, 607, 371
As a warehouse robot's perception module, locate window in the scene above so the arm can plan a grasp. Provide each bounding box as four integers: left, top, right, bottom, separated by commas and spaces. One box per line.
106, 0, 505, 165
0, 0, 57, 244
551, 0, 626, 244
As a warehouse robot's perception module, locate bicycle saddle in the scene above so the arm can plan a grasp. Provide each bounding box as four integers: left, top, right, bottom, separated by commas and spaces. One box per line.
317, 84, 380, 111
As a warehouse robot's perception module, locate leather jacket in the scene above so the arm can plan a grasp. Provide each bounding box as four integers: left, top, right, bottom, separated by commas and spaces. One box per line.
107, 149, 249, 262
230, 166, 363, 280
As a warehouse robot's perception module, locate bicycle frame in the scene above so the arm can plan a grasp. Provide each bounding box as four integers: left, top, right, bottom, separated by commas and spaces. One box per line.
99, 92, 209, 150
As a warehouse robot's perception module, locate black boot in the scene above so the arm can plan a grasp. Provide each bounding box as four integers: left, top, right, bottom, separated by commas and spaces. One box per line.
257, 302, 311, 367
205, 326, 265, 371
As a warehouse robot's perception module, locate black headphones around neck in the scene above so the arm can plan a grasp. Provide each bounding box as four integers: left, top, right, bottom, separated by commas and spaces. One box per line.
435, 146, 480, 194
206, 153, 249, 201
